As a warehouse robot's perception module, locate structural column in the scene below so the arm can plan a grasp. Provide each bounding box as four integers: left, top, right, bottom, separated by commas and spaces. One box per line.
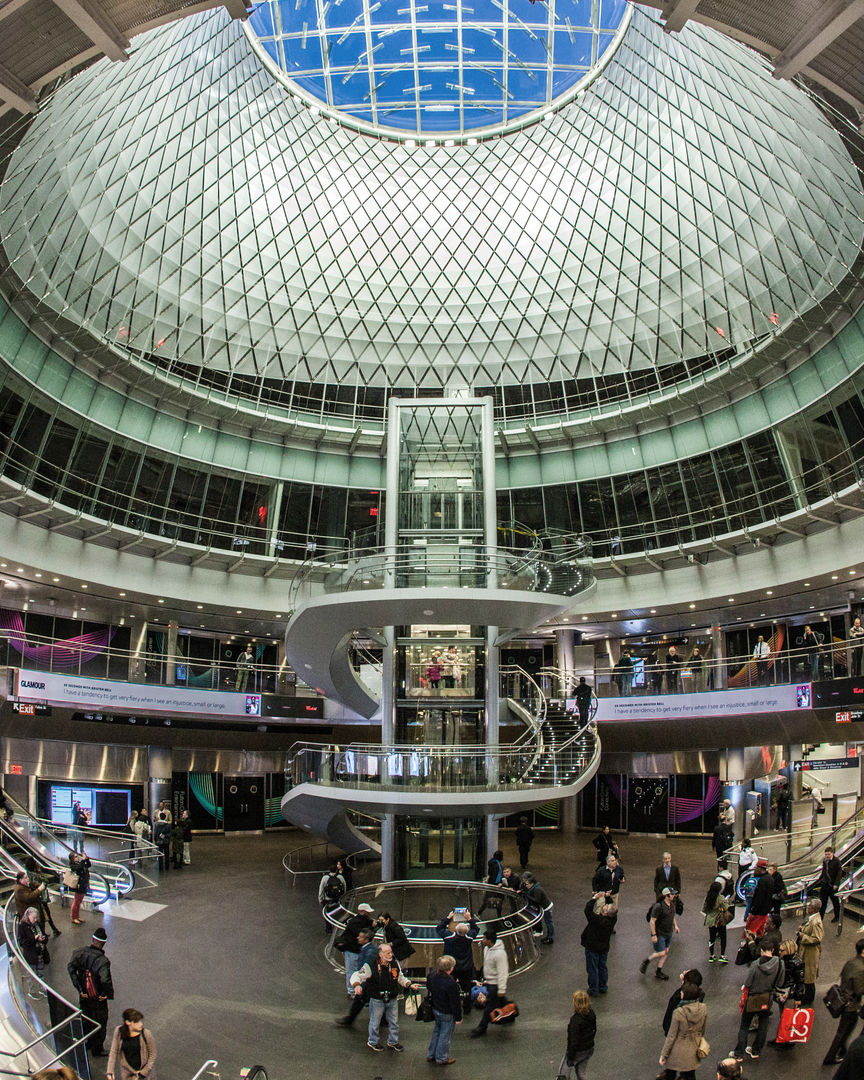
128, 621, 148, 682
165, 621, 179, 686
148, 746, 173, 817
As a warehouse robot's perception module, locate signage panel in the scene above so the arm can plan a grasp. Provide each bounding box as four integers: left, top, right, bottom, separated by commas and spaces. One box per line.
793, 757, 858, 771
11, 701, 52, 716
15, 668, 261, 719
812, 678, 864, 709
593, 683, 804, 723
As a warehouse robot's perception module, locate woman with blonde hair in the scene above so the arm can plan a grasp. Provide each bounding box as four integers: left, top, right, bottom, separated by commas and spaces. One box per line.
106, 1008, 156, 1080
562, 989, 596, 1079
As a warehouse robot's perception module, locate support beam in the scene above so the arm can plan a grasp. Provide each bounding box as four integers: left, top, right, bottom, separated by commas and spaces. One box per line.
662, 0, 700, 35
773, 0, 864, 81
50, 0, 130, 62
222, 0, 249, 19
0, 61, 36, 113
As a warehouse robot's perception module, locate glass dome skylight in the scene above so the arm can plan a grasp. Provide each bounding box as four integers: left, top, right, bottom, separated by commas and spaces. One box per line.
246, 0, 629, 135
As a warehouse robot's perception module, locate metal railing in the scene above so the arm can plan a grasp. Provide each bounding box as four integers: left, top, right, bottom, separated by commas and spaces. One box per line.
287, 536, 594, 608
4, 625, 861, 700
0, 792, 143, 902
286, 715, 598, 795
1, 893, 98, 1073
282, 842, 376, 884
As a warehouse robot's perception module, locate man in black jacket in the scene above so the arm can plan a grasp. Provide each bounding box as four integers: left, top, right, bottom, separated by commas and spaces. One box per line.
350, 942, 420, 1053
522, 872, 554, 944
823, 937, 864, 1065
653, 852, 682, 901
426, 955, 463, 1065
592, 854, 624, 899
67, 927, 114, 1055
833, 1029, 864, 1080
818, 847, 843, 923
514, 817, 534, 869
437, 910, 479, 1000
341, 902, 376, 995
581, 896, 617, 995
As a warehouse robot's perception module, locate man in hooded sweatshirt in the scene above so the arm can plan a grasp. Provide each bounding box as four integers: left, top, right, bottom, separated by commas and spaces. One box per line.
731, 942, 783, 1061
470, 929, 509, 1037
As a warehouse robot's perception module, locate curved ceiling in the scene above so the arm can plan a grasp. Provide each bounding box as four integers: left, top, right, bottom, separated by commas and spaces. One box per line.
1, 6, 861, 394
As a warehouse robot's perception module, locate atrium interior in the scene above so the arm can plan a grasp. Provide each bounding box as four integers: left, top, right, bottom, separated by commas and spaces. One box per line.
2, 0, 864, 1077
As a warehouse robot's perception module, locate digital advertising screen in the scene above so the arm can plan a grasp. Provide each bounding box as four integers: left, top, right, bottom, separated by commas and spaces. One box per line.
43, 782, 133, 827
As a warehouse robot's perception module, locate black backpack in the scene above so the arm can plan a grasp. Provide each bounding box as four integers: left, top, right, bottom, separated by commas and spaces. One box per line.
324, 875, 345, 902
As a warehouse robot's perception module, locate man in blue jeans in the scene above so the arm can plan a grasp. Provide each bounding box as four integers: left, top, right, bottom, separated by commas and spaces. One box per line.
426, 955, 463, 1064
350, 942, 420, 1053
641, 887, 679, 980
581, 895, 617, 995
732, 944, 783, 1061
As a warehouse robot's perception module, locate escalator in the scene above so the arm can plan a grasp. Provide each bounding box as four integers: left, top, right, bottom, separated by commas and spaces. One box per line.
737, 805, 864, 919
0, 792, 134, 906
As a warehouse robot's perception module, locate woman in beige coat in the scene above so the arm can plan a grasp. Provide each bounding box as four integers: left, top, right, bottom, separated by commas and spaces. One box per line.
658, 983, 707, 1078
797, 897, 824, 1006
106, 1009, 156, 1080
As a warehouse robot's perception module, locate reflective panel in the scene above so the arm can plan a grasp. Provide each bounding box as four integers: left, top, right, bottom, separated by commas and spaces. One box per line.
246, 0, 629, 135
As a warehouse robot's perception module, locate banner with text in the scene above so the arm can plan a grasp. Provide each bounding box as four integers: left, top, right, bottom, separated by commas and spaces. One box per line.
591, 683, 806, 723
15, 669, 262, 718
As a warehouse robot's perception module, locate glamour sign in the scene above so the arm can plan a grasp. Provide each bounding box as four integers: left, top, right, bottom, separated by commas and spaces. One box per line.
15, 669, 261, 719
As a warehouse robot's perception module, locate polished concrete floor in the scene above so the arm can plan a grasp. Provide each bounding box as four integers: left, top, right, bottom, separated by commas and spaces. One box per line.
39, 829, 860, 1080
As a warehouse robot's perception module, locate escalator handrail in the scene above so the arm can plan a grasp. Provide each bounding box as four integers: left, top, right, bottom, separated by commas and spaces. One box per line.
0, 814, 133, 900
0, 891, 100, 1067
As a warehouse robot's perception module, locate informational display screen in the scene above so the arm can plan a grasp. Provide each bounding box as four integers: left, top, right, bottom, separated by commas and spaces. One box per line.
47, 784, 132, 827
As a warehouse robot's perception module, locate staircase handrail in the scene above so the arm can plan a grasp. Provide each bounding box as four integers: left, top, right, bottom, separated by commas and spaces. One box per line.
500, 663, 547, 745
282, 841, 374, 881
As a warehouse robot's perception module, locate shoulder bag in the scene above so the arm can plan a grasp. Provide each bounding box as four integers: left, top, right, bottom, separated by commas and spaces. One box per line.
824, 983, 849, 1019
62, 869, 79, 889
415, 995, 435, 1022
696, 1035, 711, 1060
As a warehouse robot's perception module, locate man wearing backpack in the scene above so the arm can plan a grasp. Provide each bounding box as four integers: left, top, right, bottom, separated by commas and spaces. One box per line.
318, 865, 346, 929
67, 927, 114, 1055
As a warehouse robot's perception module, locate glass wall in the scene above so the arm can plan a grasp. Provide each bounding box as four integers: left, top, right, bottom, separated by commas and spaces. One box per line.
0, 606, 280, 689
1, 370, 864, 560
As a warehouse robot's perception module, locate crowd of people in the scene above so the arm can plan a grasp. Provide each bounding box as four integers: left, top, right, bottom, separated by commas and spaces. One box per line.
9, 808, 864, 1079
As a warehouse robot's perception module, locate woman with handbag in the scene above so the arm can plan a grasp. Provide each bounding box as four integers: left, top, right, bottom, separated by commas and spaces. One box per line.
18, 906, 49, 978
106, 1008, 157, 1080
658, 982, 707, 1078
18, 905, 50, 1000
703, 879, 732, 964
67, 850, 91, 925
731, 943, 783, 1061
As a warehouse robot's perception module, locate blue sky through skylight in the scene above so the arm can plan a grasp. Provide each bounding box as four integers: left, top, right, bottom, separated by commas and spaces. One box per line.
248, 0, 628, 134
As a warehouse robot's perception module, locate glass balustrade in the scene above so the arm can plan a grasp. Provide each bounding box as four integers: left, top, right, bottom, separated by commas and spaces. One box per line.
287, 722, 598, 794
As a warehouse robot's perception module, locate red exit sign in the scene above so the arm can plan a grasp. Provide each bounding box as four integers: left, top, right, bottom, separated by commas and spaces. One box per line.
10, 764, 22, 774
